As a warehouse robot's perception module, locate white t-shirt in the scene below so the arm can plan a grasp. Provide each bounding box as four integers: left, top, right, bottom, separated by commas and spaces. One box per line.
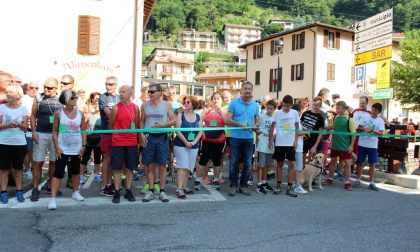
358, 116, 385, 149
352, 109, 371, 127
296, 122, 303, 153
0, 104, 28, 145
256, 113, 274, 154
273, 109, 299, 147
22, 95, 34, 115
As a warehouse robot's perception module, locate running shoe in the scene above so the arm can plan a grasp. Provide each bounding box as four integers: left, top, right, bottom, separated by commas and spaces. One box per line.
24, 170, 33, 180
124, 190, 136, 202
183, 187, 194, 194
322, 178, 334, 185
159, 191, 169, 202
176, 189, 186, 199
239, 187, 251, 196
247, 180, 254, 186
202, 178, 212, 185
228, 186, 237, 196
72, 191, 85, 201
212, 181, 221, 190
100, 186, 114, 197
79, 175, 86, 185
141, 183, 150, 194
345, 183, 353, 191
153, 184, 161, 195
369, 183, 379, 191
353, 180, 361, 188
1, 192, 9, 204
93, 175, 102, 183
112, 190, 120, 204
256, 184, 267, 194
334, 172, 345, 181
293, 185, 308, 194
30, 188, 40, 202
142, 191, 154, 202
16, 191, 25, 202
287, 185, 298, 197
273, 183, 282, 194
264, 183, 274, 192
194, 181, 201, 191
132, 171, 139, 181
219, 178, 226, 184
138, 168, 145, 177
47, 198, 56, 210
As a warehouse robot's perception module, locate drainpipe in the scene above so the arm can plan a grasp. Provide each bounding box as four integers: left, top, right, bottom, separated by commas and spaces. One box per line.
309, 28, 317, 98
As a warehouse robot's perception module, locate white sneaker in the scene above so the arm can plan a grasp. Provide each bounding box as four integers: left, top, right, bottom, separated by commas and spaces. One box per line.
48, 198, 57, 210
24, 170, 33, 180
72, 191, 85, 201
294, 185, 308, 194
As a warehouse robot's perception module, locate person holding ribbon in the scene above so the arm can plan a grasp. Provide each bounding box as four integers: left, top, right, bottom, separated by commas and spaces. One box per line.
109, 85, 140, 203
226, 81, 259, 196
195, 92, 228, 191
173, 95, 203, 199
48, 90, 86, 210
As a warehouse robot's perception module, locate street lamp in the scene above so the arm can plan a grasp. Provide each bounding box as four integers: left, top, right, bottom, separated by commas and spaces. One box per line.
275, 39, 284, 99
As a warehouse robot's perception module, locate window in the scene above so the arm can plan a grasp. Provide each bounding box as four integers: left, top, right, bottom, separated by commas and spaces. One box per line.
170, 84, 180, 95
323, 30, 341, 49
181, 66, 185, 74
269, 68, 282, 92
291, 63, 304, 81
77, 15, 101, 55
205, 86, 214, 97
292, 32, 305, 51
255, 71, 260, 85
327, 63, 335, 81
253, 43, 264, 59
194, 86, 204, 96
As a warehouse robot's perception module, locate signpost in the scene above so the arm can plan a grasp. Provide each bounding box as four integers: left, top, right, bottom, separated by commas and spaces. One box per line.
354, 45, 392, 65
355, 21, 393, 43
355, 33, 392, 54
355, 65, 365, 90
354, 8, 393, 33
373, 88, 393, 99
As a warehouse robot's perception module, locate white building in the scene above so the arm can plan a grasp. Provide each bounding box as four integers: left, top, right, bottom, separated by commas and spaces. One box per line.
268, 20, 294, 31
223, 24, 262, 53
145, 48, 195, 82
180, 30, 216, 52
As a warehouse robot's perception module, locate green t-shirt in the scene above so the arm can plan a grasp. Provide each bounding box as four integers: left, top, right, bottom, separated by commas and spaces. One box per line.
331, 115, 356, 151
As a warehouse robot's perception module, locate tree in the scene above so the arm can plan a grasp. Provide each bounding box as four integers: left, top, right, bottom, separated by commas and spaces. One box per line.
391, 30, 420, 111
261, 24, 284, 39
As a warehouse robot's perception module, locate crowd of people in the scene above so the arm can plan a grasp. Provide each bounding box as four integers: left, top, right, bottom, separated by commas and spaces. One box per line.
0, 71, 389, 210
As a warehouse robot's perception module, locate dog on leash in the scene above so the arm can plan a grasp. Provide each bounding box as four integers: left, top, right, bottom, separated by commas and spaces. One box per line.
299, 153, 325, 192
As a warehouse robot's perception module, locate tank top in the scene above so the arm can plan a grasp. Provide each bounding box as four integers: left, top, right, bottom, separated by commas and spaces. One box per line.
174, 112, 200, 149
112, 102, 138, 146
87, 113, 101, 147
202, 110, 226, 143
144, 100, 168, 130
58, 109, 82, 155
36, 93, 63, 133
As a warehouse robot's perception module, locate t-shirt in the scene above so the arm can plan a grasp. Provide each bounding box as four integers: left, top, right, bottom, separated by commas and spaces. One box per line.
331, 115, 356, 151
296, 122, 304, 153
358, 116, 385, 149
256, 113, 274, 154
351, 108, 371, 128
301, 110, 324, 147
273, 109, 299, 147
228, 97, 259, 139
22, 95, 34, 115
202, 110, 226, 143
99, 93, 120, 130
0, 104, 28, 145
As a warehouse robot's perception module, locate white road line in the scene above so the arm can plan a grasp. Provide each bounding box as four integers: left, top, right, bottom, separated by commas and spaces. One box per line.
202, 184, 227, 201
82, 171, 95, 189
0, 180, 48, 208
349, 178, 420, 195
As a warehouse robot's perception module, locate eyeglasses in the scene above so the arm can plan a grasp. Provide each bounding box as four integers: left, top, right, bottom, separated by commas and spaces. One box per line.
70, 96, 77, 100
29, 87, 39, 90
44, 86, 55, 90
148, 90, 159, 94
61, 82, 72, 86
105, 83, 116, 86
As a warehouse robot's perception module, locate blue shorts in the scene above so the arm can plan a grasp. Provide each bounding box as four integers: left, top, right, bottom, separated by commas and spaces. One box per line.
26, 136, 33, 151
357, 146, 378, 164
142, 134, 170, 165
111, 146, 138, 170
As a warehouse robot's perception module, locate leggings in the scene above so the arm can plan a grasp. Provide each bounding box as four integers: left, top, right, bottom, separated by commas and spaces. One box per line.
81, 145, 102, 165
54, 154, 80, 179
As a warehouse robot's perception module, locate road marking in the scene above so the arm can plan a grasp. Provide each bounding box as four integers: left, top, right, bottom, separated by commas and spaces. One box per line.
82, 171, 94, 189
349, 178, 420, 195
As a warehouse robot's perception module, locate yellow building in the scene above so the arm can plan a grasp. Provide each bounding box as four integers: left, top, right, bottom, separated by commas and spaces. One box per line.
197, 72, 246, 97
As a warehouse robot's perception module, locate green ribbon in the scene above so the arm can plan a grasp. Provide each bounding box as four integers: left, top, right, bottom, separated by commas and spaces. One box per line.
0, 126, 415, 139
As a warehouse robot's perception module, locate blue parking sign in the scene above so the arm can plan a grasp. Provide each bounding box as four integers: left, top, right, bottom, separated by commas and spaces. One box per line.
356, 65, 365, 81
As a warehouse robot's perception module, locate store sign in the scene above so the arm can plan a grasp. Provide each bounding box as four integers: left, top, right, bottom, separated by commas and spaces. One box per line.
376, 59, 391, 89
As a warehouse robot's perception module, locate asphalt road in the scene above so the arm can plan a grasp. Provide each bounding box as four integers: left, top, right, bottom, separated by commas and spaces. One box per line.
1, 177, 420, 252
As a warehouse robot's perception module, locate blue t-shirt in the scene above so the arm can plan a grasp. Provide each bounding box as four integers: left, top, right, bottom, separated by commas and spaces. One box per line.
99, 93, 120, 130
228, 97, 259, 139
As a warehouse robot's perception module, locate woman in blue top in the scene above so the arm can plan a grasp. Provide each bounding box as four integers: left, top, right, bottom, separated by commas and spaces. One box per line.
173, 95, 203, 199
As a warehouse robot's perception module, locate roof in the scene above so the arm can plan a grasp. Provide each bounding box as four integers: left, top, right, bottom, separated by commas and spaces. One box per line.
197, 72, 246, 79
170, 57, 193, 65
238, 22, 354, 49
145, 47, 195, 65
143, 0, 156, 29
223, 23, 262, 30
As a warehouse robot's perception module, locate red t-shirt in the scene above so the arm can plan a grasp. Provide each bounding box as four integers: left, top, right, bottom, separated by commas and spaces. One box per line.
202, 110, 226, 143
112, 102, 137, 146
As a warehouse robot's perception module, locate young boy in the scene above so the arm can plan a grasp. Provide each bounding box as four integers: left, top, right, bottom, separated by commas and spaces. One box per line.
323, 101, 356, 191
255, 100, 276, 194
353, 103, 385, 191
292, 103, 309, 194
269, 95, 299, 197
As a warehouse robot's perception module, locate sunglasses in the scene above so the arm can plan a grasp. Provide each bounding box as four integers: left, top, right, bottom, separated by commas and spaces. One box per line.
70, 96, 78, 100
29, 87, 39, 90
12, 80, 22, 84
61, 82, 72, 86
44, 86, 55, 90
184, 100, 191, 105
148, 90, 159, 94
105, 83, 116, 86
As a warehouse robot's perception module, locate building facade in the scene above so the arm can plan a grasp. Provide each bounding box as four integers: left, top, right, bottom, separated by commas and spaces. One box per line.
239, 23, 358, 107
146, 48, 195, 82
223, 24, 262, 53
180, 30, 216, 52
197, 72, 246, 97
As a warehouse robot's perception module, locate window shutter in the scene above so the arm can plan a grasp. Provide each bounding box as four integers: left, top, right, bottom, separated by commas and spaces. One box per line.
332, 63, 335, 80
300, 32, 305, 49
77, 15, 101, 56
335, 32, 340, 49
323, 29, 328, 48
269, 69, 273, 92
351, 66, 355, 83
291, 65, 295, 81
255, 71, 260, 85
253, 46, 256, 59
300, 63, 304, 80
261, 44, 264, 57
270, 41, 274, 55
292, 35, 296, 51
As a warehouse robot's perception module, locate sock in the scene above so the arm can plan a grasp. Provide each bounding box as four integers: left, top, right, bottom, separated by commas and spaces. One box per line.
150, 189, 154, 193
161, 189, 165, 192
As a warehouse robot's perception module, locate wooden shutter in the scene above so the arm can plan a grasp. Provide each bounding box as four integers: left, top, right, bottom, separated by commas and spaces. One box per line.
255, 71, 260, 85
300, 63, 304, 80
335, 32, 340, 49
292, 34, 296, 51
300, 32, 305, 49
253, 45, 256, 59
269, 69, 273, 91
323, 29, 328, 48
270, 41, 274, 55
77, 15, 100, 56
291, 65, 295, 81
261, 44, 264, 58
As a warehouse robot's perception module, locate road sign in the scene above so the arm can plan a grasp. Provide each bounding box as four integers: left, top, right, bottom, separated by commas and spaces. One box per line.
376, 59, 391, 89
355, 33, 392, 54
355, 21, 393, 43
373, 88, 393, 99
355, 65, 365, 81
354, 8, 393, 33
354, 45, 392, 65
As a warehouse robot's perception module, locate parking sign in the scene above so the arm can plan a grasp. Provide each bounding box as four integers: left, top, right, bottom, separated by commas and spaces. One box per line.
356, 65, 365, 81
